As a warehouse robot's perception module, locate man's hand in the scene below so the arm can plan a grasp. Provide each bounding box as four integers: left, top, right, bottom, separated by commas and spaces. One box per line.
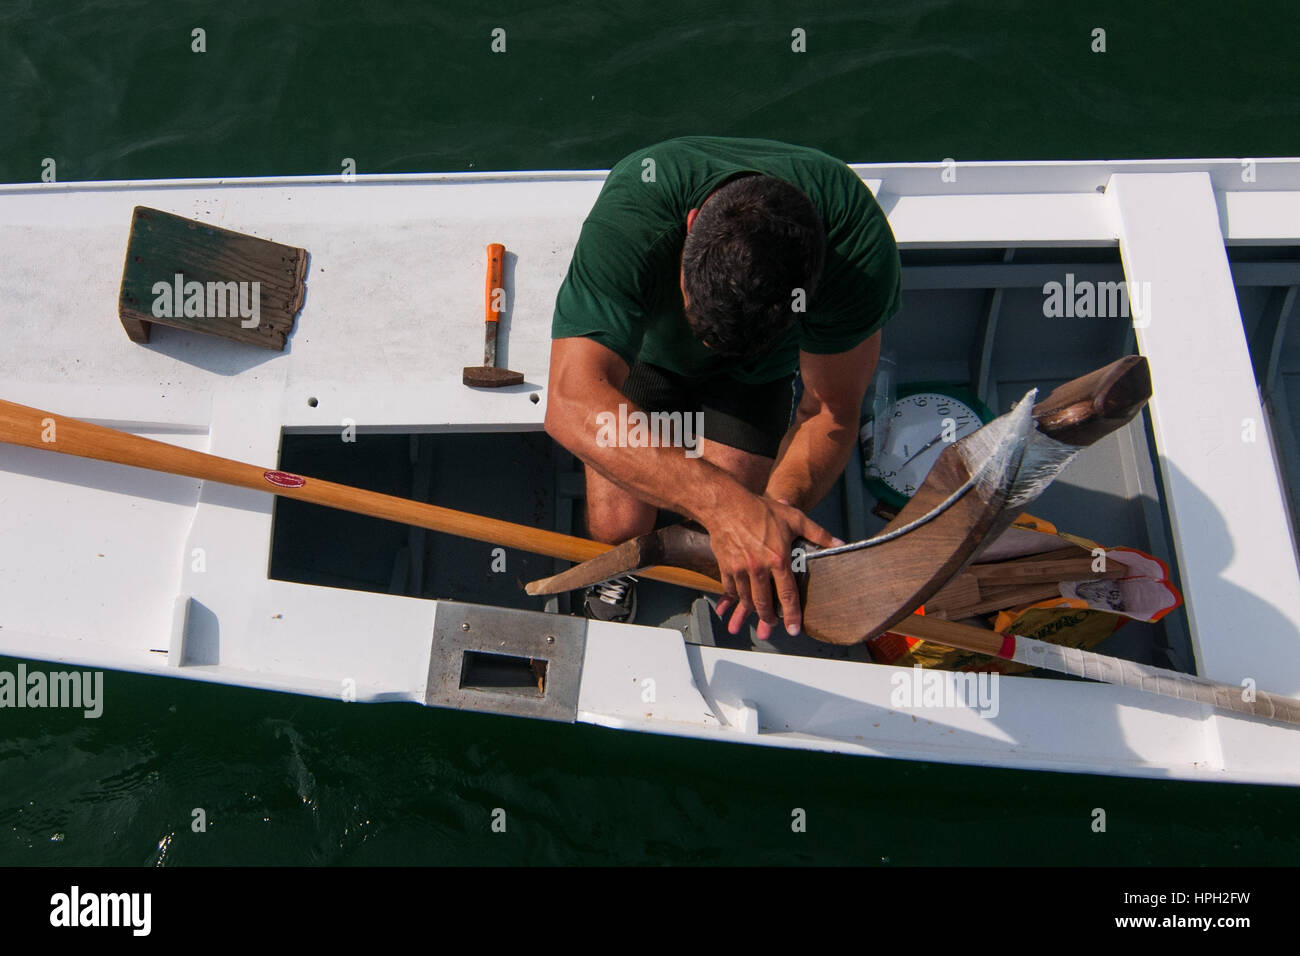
705, 492, 840, 640
708, 333, 878, 641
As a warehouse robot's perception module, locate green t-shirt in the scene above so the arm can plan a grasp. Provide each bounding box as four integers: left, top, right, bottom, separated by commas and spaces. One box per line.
551, 136, 901, 384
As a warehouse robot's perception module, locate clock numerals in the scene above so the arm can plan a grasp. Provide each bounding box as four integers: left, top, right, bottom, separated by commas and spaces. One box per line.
867, 388, 990, 503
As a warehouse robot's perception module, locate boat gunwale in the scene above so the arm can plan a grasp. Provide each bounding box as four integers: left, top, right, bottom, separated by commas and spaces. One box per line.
2, 155, 1299, 200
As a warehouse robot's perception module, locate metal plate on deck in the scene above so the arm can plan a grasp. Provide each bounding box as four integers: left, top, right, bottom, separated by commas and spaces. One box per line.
426, 601, 587, 722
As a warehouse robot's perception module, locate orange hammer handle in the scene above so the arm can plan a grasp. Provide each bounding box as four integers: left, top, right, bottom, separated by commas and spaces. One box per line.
484, 243, 505, 324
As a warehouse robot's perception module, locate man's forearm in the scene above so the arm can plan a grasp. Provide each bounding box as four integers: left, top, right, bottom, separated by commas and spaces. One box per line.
547, 379, 747, 525
764, 405, 859, 512
766, 335, 879, 512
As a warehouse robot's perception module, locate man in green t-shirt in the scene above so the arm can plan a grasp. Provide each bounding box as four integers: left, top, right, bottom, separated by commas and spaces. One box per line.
546, 136, 901, 637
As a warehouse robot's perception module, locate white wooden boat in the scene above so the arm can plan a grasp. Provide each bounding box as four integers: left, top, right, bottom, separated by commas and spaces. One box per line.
2, 158, 1299, 785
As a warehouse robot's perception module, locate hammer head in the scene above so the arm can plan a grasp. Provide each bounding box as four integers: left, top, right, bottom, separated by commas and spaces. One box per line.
463, 365, 525, 388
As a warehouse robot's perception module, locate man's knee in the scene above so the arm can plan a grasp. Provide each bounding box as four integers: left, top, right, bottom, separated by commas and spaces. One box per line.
702, 440, 774, 494
584, 467, 656, 543
586, 506, 655, 544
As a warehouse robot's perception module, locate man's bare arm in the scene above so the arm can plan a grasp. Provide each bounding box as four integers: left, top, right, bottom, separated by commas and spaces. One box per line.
544, 336, 834, 634
544, 336, 739, 518
766, 332, 880, 511
713, 332, 879, 636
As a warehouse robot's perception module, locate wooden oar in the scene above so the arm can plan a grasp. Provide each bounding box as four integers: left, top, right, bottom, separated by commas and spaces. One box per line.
895, 615, 1300, 727
9, 399, 1290, 725
0, 398, 723, 593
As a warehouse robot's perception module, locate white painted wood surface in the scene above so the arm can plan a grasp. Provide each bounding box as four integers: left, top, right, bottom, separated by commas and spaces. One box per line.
1109, 173, 1300, 691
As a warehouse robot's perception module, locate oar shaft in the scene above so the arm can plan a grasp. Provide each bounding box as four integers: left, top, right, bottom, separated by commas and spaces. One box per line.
1009, 633, 1300, 724
0, 398, 722, 593
896, 615, 1300, 727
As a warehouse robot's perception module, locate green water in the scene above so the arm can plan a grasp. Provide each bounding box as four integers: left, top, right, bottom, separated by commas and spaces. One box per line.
2, 0, 1299, 865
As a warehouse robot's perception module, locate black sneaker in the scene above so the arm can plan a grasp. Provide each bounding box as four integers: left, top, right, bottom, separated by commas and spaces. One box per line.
583, 576, 638, 624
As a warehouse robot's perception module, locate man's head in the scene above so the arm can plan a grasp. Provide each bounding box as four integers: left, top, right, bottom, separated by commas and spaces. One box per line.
680, 174, 826, 359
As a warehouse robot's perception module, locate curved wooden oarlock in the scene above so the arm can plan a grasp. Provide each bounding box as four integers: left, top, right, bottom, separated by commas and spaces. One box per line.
525, 355, 1154, 647
800, 420, 1026, 645
803, 354, 1152, 644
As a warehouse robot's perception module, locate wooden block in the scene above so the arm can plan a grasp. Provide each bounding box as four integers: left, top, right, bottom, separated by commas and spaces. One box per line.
940, 582, 1064, 620
967, 556, 1128, 588
977, 546, 1087, 567
978, 581, 1061, 604
117, 206, 307, 350
923, 546, 1130, 618
922, 572, 981, 616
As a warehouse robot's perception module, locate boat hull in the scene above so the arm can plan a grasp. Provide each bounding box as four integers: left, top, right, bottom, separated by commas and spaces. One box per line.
3, 160, 1300, 785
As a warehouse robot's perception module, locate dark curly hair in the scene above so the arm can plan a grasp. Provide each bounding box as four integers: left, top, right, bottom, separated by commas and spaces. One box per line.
681, 174, 827, 359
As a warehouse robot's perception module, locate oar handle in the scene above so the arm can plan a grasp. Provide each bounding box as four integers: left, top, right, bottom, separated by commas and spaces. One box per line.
0, 398, 722, 593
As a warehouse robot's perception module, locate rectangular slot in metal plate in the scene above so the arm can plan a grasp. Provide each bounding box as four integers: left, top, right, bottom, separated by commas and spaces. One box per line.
460, 650, 546, 697
426, 601, 586, 722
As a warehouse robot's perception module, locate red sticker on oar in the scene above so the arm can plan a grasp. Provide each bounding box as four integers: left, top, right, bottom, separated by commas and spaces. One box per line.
263, 470, 306, 488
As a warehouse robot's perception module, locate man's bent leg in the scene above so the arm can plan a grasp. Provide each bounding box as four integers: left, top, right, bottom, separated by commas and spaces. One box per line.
582, 364, 789, 543
584, 437, 772, 544
584, 361, 690, 545
700, 439, 773, 494
584, 465, 658, 544
581, 465, 650, 623
583, 439, 769, 545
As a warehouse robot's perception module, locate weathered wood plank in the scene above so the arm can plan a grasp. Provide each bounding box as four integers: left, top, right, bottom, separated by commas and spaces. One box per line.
937, 583, 1063, 620
117, 206, 307, 350
967, 556, 1128, 588
923, 572, 981, 615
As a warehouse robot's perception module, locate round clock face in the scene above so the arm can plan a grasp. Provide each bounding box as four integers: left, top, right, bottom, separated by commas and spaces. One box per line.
865, 391, 986, 500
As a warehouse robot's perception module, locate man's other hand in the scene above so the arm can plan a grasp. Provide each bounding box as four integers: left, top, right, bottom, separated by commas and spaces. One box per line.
707, 493, 841, 640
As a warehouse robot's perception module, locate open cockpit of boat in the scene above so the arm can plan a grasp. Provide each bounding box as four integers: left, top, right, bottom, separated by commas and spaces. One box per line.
267, 243, 1205, 677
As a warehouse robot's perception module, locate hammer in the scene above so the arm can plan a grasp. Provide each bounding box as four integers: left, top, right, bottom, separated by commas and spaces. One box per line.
463, 243, 524, 387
